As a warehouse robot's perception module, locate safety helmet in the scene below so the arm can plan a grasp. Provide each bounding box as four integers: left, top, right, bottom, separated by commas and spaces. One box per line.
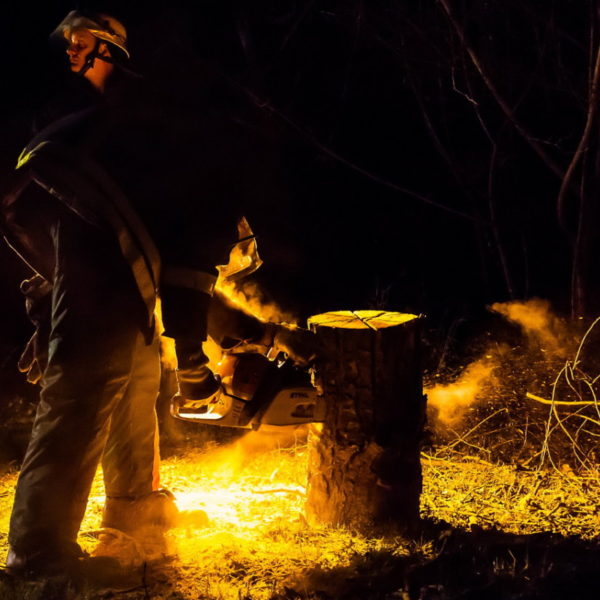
53, 10, 130, 60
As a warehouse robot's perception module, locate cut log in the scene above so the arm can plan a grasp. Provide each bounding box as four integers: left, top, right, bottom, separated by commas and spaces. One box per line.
305, 310, 425, 532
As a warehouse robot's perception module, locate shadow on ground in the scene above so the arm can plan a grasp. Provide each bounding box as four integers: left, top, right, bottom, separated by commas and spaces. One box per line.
280, 520, 600, 600
1, 520, 599, 600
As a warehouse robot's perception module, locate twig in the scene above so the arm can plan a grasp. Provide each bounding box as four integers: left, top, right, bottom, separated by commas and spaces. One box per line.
573, 315, 600, 366
450, 408, 508, 443
539, 365, 567, 470
563, 412, 600, 429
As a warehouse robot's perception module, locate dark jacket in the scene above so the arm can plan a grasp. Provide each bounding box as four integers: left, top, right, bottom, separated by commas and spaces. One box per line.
1, 72, 251, 350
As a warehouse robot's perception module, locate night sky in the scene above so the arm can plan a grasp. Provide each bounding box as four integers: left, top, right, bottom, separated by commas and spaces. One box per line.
0, 1, 595, 372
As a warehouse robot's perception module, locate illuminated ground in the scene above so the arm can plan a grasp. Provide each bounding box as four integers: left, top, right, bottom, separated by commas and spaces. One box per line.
1, 430, 600, 599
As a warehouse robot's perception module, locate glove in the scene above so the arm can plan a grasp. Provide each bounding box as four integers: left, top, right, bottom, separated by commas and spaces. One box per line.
268, 324, 319, 366
18, 275, 52, 384
175, 339, 220, 400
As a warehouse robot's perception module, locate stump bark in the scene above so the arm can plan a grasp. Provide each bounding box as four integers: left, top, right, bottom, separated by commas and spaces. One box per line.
305, 310, 425, 532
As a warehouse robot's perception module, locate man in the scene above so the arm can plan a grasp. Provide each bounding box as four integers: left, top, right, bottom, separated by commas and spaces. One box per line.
2, 10, 315, 577
2, 11, 221, 576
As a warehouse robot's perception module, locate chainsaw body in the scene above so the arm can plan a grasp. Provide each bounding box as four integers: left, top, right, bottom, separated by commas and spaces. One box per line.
171, 352, 324, 429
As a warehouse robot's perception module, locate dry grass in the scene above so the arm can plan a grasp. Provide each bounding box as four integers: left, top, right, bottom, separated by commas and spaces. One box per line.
1, 431, 600, 599
0, 440, 413, 599
421, 453, 600, 538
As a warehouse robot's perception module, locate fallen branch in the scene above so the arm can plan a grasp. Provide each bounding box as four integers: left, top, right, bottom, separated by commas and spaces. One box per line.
526, 392, 596, 407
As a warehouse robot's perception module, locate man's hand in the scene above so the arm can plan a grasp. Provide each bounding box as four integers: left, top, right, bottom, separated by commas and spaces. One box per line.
271, 325, 319, 366
175, 339, 220, 400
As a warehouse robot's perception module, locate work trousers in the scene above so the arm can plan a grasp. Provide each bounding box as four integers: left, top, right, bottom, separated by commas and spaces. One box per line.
9, 208, 161, 557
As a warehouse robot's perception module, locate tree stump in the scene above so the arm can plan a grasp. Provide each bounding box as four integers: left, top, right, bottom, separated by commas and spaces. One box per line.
305, 310, 425, 533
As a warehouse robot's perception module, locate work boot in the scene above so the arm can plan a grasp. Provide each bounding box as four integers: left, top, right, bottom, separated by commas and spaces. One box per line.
91, 528, 146, 568
5, 544, 123, 583
95, 489, 179, 566
101, 489, 179, 534
6, 546, 142, 592
5, 542, 86, 578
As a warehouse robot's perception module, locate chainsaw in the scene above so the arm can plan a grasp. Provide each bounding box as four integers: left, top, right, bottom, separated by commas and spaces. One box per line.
171, 350, 324, 429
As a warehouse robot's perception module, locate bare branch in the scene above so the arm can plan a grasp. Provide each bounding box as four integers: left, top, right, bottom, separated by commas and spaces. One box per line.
437, 0, 564, 180
556, 32, 600, 229
235, 81, 481, 222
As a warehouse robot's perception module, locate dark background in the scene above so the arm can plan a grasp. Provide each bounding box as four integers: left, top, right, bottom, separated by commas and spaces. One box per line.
1, 1, 597, 380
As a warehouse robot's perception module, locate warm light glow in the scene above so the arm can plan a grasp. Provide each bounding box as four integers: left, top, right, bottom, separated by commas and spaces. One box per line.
176, 411, 224, 420
155, 296, 178, 370
70, 428, 414, 597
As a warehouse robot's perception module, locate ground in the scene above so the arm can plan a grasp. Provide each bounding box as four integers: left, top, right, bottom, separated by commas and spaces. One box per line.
0, 429, 599, 600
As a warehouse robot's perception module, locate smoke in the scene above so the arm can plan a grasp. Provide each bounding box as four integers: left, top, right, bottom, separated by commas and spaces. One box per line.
490, 298, 573, 359
427, 358, 497, 427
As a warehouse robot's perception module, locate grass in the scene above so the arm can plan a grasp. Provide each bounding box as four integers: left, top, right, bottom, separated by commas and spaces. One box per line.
0, 431, 599, 599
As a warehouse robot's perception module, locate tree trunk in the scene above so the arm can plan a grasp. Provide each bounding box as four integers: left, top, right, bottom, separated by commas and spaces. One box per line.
305, 311, 425, 533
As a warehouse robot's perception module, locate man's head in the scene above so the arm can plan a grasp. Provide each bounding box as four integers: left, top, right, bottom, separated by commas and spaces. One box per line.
53, 11, 129, 91
65, 28, 113, 89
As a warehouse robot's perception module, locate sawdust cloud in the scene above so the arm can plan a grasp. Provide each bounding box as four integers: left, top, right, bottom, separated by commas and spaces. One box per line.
427, 298, 571, 429
216, 278, 298, 326
157, 278, 295, 373
427, 358, 497, 426
195, 426, 309, 477
490, 298, 574, 359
